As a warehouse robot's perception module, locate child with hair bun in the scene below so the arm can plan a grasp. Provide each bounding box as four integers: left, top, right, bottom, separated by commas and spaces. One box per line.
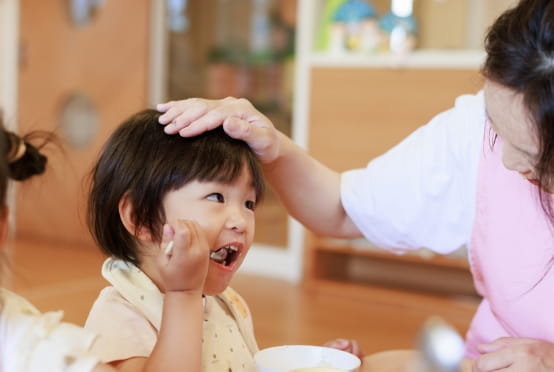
0, 118, 115, 372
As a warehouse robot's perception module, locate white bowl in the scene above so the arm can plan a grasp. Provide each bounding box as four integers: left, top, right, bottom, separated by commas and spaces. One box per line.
254, 345, 361, 372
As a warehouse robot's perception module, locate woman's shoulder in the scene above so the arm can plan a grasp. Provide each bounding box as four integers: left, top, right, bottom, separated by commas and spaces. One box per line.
423, 90, 486, 158
452, 90, 486, 130
454, 90, 484, 106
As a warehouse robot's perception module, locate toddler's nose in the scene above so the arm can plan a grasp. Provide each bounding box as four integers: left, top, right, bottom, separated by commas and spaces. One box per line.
225, 208, 247, 232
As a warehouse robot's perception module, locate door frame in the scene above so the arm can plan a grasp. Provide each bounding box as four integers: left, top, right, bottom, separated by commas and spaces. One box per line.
0, 0, 19, 129
0, 0, 19, 285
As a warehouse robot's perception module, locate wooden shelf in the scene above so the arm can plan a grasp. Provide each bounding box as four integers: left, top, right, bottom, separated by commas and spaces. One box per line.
304, 236, 478, 299
308, 50, 486, 69
314, 238, 470, 271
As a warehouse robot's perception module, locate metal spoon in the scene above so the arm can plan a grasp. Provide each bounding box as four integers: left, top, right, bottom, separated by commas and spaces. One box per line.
416, 316, 465, 372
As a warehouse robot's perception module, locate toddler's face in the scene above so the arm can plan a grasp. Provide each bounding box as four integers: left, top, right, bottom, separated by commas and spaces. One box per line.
162, 165, 256, 295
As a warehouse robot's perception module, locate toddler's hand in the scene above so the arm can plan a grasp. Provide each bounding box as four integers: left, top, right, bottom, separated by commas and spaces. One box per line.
324, 338, 364, 360
157, 221, 209, 293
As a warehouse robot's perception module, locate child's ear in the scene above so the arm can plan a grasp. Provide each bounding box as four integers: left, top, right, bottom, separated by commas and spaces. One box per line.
118, 193, 154, 242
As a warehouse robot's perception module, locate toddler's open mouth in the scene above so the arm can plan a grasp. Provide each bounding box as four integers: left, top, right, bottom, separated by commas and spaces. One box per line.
209, 245, 240, 266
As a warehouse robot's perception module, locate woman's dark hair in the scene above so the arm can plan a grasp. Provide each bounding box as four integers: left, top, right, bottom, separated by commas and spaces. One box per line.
87, 109, 265, 266
483, 0, 554, 223
0, 118, 49, 210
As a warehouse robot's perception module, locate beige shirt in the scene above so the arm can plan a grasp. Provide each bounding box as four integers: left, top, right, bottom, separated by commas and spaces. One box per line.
85, 258, 258, 371
0, 288, 99, 372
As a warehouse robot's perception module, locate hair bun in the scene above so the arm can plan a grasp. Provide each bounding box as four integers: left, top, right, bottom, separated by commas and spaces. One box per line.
5, 132, 48, 181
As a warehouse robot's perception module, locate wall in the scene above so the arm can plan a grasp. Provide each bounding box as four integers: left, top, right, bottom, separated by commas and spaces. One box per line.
16, 0, 151, 247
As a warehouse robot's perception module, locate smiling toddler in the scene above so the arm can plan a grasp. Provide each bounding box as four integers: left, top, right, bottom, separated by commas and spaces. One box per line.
84, 109, 264, 371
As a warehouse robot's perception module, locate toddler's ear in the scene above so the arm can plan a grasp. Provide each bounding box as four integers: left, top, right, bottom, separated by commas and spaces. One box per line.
118, 193, 153, 242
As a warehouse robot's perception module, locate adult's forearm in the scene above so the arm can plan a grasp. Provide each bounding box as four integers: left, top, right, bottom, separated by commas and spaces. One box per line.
263, 132, 361, 238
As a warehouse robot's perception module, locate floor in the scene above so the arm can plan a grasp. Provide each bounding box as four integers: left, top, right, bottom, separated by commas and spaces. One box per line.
6, 237, 479, 355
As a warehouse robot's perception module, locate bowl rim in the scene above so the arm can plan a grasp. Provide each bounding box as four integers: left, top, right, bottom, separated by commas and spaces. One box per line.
254, 344, 361, 370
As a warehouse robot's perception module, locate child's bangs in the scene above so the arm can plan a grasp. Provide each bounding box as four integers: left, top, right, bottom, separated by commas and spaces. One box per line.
169, 135, 264, 200
176, 140, 250, 184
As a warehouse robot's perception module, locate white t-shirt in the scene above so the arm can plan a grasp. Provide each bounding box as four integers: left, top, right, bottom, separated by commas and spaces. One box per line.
341, 91, 486, 254
0, 289, 99, 372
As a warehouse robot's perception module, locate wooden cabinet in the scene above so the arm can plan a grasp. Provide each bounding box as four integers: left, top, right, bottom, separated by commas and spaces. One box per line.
291, 0, 503, 296
299, 66, 482, 297
305, 237, 477, 297
307, 67, 483, 172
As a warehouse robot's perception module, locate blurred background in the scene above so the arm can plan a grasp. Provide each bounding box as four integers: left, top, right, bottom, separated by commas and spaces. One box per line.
0, 0, 517, 352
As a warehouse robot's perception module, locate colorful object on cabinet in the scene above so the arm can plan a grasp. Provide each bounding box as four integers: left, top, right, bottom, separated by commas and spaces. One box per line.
327, 0, 381, 54
316, 0, 347, 52
379, 0, 417, 54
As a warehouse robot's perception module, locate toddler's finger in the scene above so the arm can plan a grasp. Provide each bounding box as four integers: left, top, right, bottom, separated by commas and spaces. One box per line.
349, 340, 364, 359
161, 224, 175, 258
171, 219, 197, 256
324, 338, 348, 350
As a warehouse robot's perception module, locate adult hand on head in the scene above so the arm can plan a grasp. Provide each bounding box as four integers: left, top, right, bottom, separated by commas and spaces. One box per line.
157, 97, 280, 163
324, 338, 364, 360
473, 337, 554, 372
158, 221, 209, 293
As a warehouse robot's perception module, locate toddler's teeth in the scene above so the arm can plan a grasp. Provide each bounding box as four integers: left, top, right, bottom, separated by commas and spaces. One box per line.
210, 250, 226, 262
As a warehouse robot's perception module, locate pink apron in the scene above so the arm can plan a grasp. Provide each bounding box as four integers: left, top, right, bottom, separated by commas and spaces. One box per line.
465, 123, 554, 358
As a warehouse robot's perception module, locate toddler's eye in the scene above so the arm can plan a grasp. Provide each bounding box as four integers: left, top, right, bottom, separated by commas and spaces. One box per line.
207, 193, 224, 203
245, 200, 256, 210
